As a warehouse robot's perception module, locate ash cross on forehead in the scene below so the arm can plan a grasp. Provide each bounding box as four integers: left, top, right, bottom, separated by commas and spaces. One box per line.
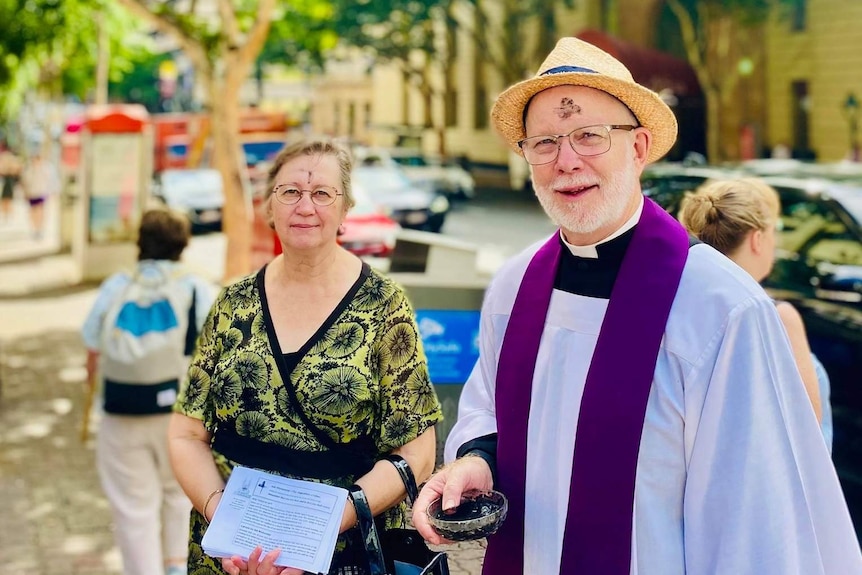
555, 98, 580, 119
306, 170, 313, 185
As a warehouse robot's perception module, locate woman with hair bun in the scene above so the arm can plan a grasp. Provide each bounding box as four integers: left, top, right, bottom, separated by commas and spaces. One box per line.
678, 178, 831, 449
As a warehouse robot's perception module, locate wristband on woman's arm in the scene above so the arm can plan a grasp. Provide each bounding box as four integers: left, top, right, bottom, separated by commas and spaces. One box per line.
203, 488, 224, 522
382, 453, 419, 506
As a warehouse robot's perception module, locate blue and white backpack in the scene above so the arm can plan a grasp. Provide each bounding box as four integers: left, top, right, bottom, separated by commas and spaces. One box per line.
100, 267, 196, 415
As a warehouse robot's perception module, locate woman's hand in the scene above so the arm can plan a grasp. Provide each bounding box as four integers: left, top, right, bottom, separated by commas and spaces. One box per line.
220, 546, 303, 575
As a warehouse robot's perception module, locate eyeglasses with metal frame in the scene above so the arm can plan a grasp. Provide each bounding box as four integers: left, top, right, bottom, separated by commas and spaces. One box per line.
517, 124, 638, 166
272, 185, 343, 206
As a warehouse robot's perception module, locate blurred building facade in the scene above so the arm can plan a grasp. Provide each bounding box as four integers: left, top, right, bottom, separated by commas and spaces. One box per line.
310, 55, 374, 144
765, 0, 862, 163
309, 0, 862, 171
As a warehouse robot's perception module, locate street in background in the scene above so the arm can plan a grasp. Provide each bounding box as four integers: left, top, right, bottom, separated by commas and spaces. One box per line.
153, 168, 224, 233
357, 147, 476, 201
352, 163, 450, 233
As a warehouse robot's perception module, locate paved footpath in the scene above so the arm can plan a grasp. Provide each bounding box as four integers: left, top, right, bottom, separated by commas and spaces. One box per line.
0, 290, 486, 575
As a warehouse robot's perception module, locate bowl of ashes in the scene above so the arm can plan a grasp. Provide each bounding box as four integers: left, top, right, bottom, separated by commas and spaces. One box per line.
426, 490, 508, 541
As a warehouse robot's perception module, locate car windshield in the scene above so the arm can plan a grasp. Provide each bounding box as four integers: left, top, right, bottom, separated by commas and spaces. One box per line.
836, 188, 862, 226
349, 185, 382, 216
825, 185, 862, 226
354, 167, 411, 190
773, 182, 862, 266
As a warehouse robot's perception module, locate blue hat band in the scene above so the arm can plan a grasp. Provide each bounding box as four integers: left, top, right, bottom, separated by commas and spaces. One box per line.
540, 65, 598, 76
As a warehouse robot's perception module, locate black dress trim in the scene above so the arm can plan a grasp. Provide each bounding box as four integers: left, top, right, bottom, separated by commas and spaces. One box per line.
258, 262, 371, 449
212, 426, 376, 479
211, 262, 377, 479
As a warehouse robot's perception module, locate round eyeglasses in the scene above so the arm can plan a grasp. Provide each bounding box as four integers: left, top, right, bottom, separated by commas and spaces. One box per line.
517, 124, 638, 166
272, 185, 343, 206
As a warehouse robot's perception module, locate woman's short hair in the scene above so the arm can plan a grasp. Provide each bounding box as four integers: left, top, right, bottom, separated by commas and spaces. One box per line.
137, 208, 191, 261
677, 177, 780, 256
265, 136, 356, 210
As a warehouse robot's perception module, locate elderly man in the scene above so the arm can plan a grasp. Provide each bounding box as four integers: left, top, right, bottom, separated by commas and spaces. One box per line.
412, 37, 861, 574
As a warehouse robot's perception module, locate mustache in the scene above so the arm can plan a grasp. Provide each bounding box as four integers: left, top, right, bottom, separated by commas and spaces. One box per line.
549, 177, 599, 189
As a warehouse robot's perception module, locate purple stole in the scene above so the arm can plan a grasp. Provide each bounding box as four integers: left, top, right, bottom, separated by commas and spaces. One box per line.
482, 198, 689, 575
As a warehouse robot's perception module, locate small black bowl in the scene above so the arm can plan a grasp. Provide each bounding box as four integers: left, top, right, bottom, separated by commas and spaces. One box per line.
426, 490, 508, 541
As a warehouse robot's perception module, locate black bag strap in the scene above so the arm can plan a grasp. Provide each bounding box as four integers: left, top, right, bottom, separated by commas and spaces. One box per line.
257, 267, 342, 452
349, 483, 450, 575
382, 454, 418, 506
348, 484, 387, 575
184, 285, 197, 356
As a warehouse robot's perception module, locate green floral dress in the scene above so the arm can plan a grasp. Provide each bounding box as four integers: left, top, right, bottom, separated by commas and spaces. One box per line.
175, 263, 443, 574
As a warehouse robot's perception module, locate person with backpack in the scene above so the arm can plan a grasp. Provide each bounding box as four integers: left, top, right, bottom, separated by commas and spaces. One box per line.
81, 207, 217, 575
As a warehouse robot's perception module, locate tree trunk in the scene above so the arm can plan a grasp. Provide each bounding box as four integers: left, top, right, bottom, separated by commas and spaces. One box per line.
705, 86, 721, 164
113, 0, 276, 283
210, 55, 251, 282
95, 9, 110, 106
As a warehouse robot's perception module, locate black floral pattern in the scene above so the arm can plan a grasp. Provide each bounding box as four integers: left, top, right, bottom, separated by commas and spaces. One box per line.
234, 352, 268, 390
175, 266, 443, 574
384, 321, 417, 371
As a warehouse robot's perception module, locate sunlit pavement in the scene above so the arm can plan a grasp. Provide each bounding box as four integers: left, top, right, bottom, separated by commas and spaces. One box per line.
0, 327, 123, 574
0, 188, 554, 574
0, 195, 62, 263
0, 294, 485, 574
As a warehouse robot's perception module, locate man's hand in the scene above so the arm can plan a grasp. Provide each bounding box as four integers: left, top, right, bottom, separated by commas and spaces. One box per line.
412, 455, 494, 545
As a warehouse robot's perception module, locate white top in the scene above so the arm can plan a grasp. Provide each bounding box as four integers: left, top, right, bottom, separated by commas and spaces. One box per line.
446, 236, 862, 574
81, 260, 216, 350
22, 159, 61, 198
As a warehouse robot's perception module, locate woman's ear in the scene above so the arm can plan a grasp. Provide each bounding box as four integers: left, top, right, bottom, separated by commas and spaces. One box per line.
265, 197, 275, 230
749, 228, 764, 255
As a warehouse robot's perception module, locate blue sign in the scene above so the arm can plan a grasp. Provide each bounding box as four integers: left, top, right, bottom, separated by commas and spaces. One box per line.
415, 310, 481, 384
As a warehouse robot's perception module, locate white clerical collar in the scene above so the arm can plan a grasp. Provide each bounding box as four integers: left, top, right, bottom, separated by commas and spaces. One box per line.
561, 195, 645, 259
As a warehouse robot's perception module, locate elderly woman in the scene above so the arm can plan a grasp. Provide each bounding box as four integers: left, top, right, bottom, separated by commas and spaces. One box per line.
168, 136, 443, 575
678, 178, 828, 440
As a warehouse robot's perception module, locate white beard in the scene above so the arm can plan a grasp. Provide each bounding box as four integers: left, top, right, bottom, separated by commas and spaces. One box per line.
533, 160, 639, 240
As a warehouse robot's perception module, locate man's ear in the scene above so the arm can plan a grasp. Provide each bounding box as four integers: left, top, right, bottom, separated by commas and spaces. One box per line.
632, 128, 652, 168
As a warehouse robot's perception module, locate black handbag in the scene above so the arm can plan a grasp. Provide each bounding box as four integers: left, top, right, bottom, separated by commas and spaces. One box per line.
348, 455, 449, 575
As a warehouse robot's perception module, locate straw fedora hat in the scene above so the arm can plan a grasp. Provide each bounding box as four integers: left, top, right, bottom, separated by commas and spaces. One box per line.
490, 36, 678, 164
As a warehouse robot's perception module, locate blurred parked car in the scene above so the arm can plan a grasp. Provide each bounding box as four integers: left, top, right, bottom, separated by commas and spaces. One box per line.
640, 163, 739, 214
796, 161, 862, 183
352, 164, 450, 233
736, 158, 812, 177
735, 158, 862, 183
153, 168, 223, 233
354, 146, 475, 200
642, 164, 862, 535
338, 184, 401, 257
387, 148, 475, 200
